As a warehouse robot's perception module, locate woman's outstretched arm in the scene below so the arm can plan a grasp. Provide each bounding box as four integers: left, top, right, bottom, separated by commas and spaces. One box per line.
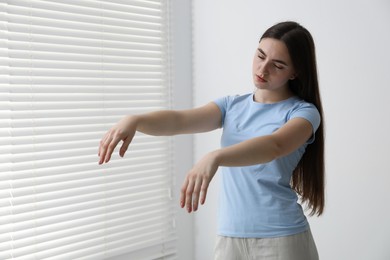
180, 117, 314, 213
98, 102, 222, 164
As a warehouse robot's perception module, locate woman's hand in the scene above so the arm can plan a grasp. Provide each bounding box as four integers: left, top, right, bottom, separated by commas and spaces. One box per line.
180, 151, 220, 213
98, 115, 138, 164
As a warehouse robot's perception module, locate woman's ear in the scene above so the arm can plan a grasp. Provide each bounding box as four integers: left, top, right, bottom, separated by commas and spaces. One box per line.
289, 73, 297, 80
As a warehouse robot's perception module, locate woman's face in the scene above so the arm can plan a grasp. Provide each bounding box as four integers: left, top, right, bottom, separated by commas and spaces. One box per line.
252, 38, 296, 93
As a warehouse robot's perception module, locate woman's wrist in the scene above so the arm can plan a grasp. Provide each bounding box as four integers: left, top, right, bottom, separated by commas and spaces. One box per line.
209, 149, 222, 168
125, 114, 140, 130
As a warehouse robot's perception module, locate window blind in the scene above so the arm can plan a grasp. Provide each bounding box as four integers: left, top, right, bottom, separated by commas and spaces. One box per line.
0, 0, 177, 259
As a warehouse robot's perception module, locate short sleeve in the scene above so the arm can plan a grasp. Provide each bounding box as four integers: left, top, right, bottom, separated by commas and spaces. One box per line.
213, 96, 235, 127
289, 102, 321, 144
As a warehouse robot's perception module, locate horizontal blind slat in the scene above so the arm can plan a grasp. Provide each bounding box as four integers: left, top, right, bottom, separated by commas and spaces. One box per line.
0, 107, 168, 119
72, 240, 177, 260
1, 11, 162, 32
0, 138, 166, 155
3, 153, 169, 172
0, 84, 168, 93
3, 228, 175, 259
0, 99, 166, 110
4, 12, 163, 36
3, 1, 163, 22
2, 182, 171, 212
6, 168, 170, 194
5, 0, 163, 13
2, 200, 174, 235
3, 29, 163, 46
0, 209, 175, 247
0, 59, 164, 71
0, 158, 167, 182
0, 36, 163, 52
2, 77, 166, 86
0, 216, 175, 258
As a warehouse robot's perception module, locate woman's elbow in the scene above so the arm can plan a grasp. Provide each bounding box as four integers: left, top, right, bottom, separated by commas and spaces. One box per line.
268, 136, 285, 161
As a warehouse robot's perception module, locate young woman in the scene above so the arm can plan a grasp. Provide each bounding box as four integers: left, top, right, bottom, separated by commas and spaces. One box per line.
98, 21, 324, 260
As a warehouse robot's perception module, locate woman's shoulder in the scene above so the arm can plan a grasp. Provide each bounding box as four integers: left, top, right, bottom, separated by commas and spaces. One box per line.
289, 97, 318, 112
214, 93, 252, 108
287, 98, 321, 131
222, 93, 252, 102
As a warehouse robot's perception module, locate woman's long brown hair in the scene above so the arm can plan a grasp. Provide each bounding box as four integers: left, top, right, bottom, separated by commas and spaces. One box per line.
261, 21, 325, 216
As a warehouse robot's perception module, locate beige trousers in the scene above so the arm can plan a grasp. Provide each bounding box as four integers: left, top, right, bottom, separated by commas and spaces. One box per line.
214, 229, 319, 260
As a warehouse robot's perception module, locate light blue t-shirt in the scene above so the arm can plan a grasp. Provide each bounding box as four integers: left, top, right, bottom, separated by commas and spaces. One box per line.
213, 93, 321, 238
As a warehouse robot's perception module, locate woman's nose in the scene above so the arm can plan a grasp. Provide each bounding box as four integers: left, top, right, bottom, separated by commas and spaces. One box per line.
258, 63, 270, 76
259, 67, 269, 76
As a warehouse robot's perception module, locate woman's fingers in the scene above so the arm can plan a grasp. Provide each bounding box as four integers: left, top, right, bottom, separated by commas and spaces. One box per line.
98, 116, 138, 164
98, 130, 122, 164
104, 135, 122, 163
180, 152, 219, 213
192, 178, 204, 211
98, 133, 112, 164
119, 136, 132, 157
98, 132, 108, 157
180, 174, 210, 213
185, 177, 195, 213
200, 180, 209, 205
192, 178, 210, 211
180, 176, 196, 213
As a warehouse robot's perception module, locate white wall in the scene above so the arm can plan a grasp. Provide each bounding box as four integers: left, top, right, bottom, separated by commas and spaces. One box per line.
170, 1, 194, 260
192, 0, 390, 260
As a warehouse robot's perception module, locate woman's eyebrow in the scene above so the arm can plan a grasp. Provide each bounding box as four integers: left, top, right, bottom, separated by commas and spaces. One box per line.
257, 48, 288, 66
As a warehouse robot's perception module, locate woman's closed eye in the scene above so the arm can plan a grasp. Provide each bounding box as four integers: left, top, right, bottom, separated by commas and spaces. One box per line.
274, 63, 284, 69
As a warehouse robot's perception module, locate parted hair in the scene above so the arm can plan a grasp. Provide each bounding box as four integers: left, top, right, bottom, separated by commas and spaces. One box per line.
261, 21, 325, 216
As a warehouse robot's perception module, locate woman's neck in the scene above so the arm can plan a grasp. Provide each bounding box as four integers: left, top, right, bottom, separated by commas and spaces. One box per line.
253, 89, 295, 104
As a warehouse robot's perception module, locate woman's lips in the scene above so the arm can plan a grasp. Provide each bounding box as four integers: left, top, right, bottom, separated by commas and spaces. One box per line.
256, 75, 267, 82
